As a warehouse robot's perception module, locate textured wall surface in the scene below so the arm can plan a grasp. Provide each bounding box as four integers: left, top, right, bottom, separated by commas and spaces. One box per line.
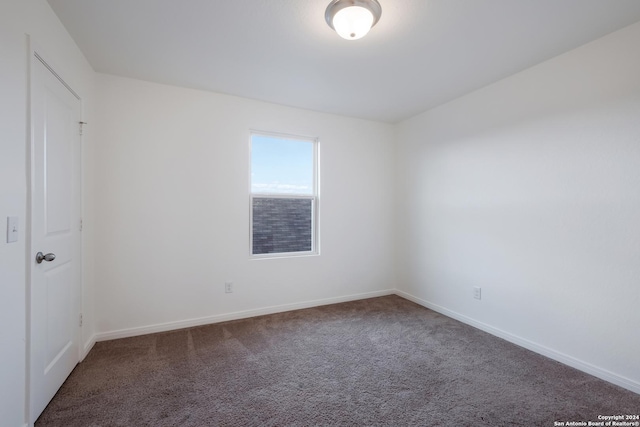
92, 73, 396, 336
396, 21, 640, 392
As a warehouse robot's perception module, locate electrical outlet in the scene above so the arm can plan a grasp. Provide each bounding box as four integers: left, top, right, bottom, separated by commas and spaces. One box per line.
473, 286, 482, 300
225, 282, 233, 293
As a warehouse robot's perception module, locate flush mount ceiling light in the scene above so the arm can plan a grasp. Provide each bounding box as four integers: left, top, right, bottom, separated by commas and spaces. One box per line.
325, 0, 382, 40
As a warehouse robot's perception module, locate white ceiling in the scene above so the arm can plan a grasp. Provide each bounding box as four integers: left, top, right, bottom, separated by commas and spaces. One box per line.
48, 0, 640, 123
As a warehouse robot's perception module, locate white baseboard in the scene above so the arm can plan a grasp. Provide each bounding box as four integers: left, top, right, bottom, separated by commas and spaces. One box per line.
80, 334, 97, 361
94, 289, 395, 343
395, 289, 640, 395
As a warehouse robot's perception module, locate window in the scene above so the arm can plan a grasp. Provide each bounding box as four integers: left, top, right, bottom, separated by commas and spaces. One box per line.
250, 132, 318, 257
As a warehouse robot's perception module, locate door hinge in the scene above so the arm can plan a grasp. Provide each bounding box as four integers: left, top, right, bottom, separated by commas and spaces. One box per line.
79, 121, 87, 136
79, 313, 83, 327
80, 218, 83, 232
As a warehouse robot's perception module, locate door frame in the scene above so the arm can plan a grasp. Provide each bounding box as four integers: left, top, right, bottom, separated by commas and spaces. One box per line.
26, 37, 84, 425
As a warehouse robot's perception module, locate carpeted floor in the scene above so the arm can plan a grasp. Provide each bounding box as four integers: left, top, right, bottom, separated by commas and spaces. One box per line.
36, 295, 639, 426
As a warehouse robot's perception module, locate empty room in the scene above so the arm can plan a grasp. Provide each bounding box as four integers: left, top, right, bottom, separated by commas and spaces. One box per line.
1, 0, 640, 425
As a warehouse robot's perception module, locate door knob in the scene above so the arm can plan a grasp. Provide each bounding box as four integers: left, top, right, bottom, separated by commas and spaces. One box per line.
36, 252, 56, 264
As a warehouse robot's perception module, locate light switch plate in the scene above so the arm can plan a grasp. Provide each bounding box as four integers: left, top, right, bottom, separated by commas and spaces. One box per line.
7, 216, 19, 243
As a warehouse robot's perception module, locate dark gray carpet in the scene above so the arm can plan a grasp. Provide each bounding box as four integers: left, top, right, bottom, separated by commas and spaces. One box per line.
36, 295, 639, 426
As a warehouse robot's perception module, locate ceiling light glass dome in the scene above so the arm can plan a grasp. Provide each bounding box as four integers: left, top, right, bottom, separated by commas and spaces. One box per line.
325, 0, 382, 40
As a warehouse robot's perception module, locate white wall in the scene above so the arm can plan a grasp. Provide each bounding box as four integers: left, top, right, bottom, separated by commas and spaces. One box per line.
0, 1, 95, 425
396, 21, 640, 393
0, 6, 28, 424
92, 74, 396, 337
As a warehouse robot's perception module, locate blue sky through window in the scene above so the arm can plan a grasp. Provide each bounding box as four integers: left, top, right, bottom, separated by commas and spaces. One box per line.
251, 134, 314, 195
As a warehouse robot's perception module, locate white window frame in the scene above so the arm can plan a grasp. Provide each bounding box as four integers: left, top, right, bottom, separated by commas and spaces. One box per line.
249, 130, 320, 259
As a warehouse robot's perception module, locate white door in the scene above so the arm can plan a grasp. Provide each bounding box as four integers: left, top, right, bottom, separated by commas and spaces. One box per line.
30, 52, 82, 421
